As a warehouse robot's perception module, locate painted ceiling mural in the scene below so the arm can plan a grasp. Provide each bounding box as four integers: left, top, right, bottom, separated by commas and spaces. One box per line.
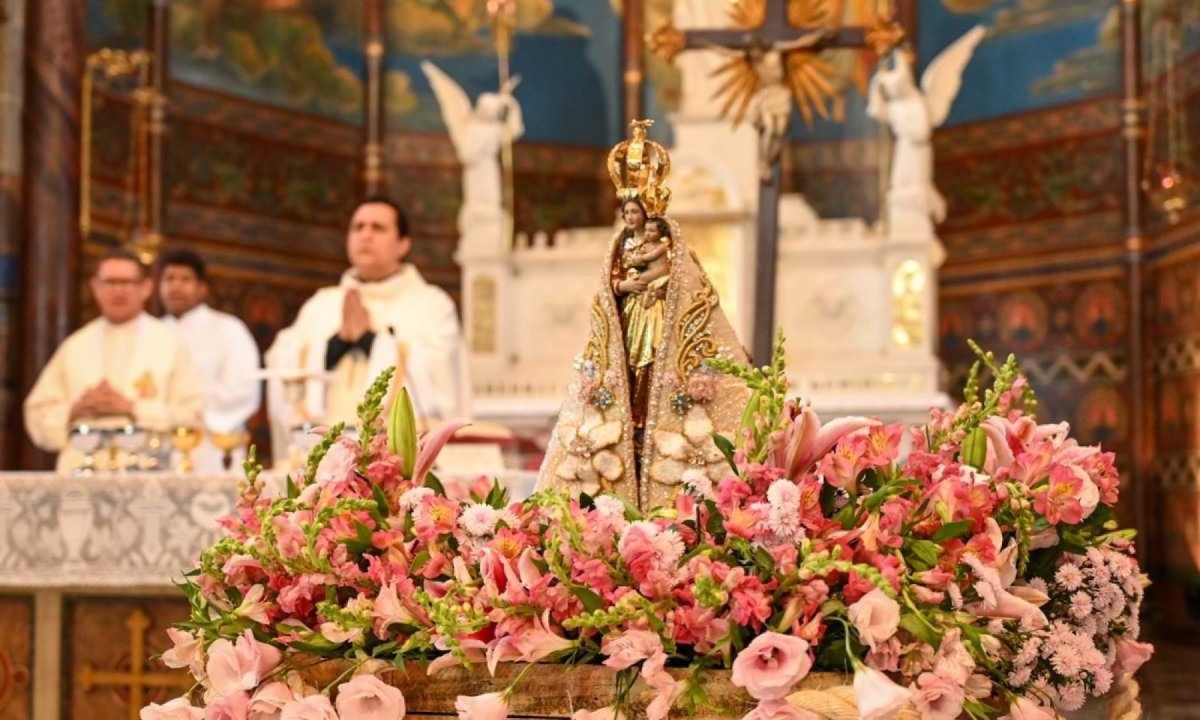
382, 0, 620, 146
923, 0, 1199, 126
89, 0, 621, 146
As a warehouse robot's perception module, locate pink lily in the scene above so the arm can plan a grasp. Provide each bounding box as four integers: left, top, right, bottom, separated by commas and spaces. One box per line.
413, 422, 469, 485
768, 403, 875, 481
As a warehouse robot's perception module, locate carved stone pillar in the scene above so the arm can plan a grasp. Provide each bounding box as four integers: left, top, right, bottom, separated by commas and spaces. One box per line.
18, 0, 85, 469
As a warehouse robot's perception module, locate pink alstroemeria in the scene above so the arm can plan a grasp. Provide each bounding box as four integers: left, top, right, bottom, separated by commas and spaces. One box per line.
161, 628, 205, 677
601, 629, 664, 671
205, 630, 283, 697
486, 611, 574, 674
642, 650, 685, 720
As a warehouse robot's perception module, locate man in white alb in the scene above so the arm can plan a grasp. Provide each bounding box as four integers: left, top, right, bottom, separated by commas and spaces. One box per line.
24, 248, 205, 473
158, 249, 262, 473
266, 196, 470, 460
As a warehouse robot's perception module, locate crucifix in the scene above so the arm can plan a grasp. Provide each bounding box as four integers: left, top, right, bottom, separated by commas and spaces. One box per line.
76, 608, 193, 720
651, 0, 903, 364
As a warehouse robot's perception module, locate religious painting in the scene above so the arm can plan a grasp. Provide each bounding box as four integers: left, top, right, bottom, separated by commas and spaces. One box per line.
1075, 384, 1126, 448
384, 0, 620, 146
1073, 280, 1126, 347
920, 0, 1199, 126
167, 1, 365, 120
87, 0, 147, 49
995, 291, 1046, 351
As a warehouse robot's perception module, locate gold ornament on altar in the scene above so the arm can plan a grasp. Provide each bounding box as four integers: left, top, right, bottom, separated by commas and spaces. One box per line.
209, 429, 251, 473
169, 426, 201, 473
606, 119, 671, 216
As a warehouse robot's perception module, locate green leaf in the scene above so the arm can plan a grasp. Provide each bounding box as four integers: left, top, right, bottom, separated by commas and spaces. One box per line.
834, 502, 858, 530
712, 433, 737, 471
371, 482, 392, 517
485, 480, 507, 509
342, 520, 376, 555
905, 539, 943, 572
290, 639, 344, 657
705, 501, 725, 538
899, 613, 941, 648
286, 475, 299, 500
819, 482, 839, 517
411, 549, 431, 573
932, 519, 973, 542
424, 472, 445, 496
571, 585, 604, 612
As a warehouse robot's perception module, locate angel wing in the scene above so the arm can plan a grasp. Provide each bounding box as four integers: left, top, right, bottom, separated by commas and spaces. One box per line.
920, 25, 986, 128
420, 61, 473, 155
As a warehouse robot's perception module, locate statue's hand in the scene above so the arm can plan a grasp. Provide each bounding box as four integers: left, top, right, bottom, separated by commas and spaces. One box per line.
618, 278, 648, 295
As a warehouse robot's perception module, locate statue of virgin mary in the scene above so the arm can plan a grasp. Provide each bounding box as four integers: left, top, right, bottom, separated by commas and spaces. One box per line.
537, 120, 750, 510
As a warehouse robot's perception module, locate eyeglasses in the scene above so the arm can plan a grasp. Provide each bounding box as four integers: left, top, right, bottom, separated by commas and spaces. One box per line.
95, 277, 143, 288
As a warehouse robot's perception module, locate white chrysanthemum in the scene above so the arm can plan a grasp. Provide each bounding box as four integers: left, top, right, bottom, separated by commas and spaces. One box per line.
681, 468, 714, 499
398, 486, 434, 510
459, 504, 500, 537
1057, 682, 1086, 712
1055, 563, 1085, 591
1069, 592, 1093, 619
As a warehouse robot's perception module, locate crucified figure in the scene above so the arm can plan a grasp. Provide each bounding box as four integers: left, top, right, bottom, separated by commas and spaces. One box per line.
710, 31, 833, 182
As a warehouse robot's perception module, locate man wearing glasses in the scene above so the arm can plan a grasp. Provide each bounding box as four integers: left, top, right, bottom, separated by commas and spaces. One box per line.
23, 248, 204, 472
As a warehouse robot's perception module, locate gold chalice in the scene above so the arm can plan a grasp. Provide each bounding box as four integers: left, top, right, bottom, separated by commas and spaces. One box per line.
208, 429, 250, 473
170, 426, 202, 473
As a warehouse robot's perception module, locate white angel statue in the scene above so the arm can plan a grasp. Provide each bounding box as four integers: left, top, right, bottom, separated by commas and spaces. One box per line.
867, 26, 986, 224
421, 61, 524, 233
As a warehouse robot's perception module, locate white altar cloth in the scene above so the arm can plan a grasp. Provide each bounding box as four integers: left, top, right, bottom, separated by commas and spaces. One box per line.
0, 470, 537, 589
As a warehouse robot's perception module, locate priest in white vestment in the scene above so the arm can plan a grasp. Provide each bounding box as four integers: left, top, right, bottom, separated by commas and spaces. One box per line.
24, 248, 205, 473
266, 197, 470, 462
158, 249, 262, 473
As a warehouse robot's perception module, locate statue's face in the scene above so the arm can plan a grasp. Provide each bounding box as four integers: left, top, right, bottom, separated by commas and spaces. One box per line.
644, 221, 663, 242
477, 93, 506, 120
622, 201, 646, 230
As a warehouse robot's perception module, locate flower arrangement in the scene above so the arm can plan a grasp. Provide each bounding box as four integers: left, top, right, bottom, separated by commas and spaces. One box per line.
143, 341, 1152, 720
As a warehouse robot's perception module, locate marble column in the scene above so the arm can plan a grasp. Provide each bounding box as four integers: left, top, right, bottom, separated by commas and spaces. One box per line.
0, 0, 24, 468
17, 0, 85, 470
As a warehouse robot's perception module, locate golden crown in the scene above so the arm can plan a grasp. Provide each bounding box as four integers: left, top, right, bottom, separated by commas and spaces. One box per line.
607, 119, 671, 216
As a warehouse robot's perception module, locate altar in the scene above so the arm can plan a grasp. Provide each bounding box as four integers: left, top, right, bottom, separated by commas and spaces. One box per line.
0, 469, 536, 720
